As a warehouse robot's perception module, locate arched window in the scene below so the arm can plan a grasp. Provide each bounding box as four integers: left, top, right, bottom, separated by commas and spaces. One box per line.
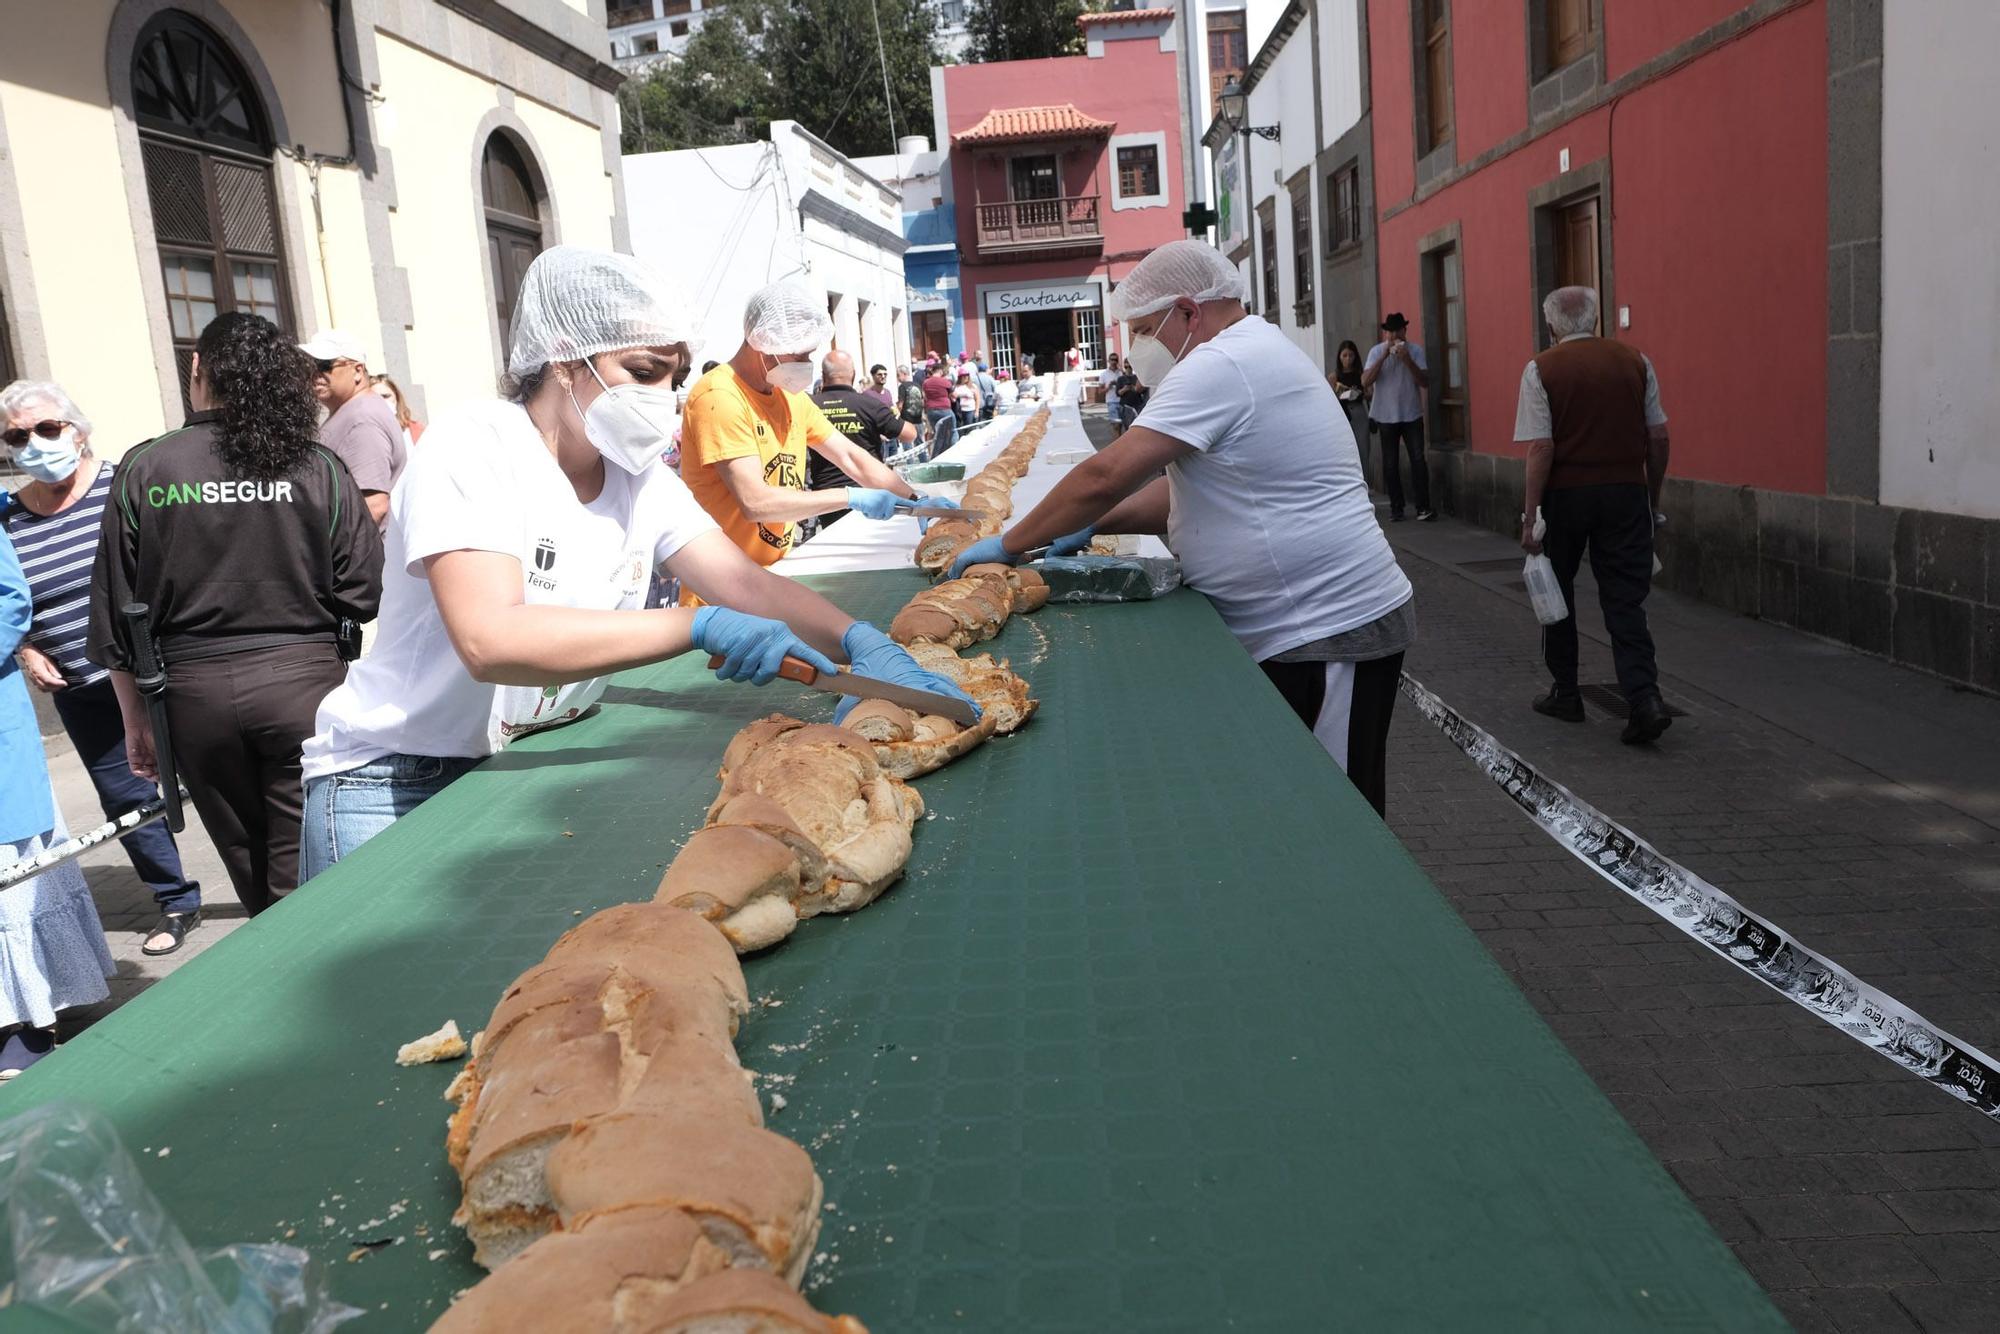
482, 132, 546, 357
132, 11, 291, 405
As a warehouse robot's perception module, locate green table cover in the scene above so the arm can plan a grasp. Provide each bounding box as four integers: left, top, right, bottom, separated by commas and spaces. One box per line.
7, 572, 1781, 1331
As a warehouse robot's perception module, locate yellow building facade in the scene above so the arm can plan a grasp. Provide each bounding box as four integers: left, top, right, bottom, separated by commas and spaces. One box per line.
0, 0, 626, 453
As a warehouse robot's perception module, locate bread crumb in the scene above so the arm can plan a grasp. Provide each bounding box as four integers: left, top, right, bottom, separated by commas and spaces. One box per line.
396, 1019, 467, 1066
428, 1249, 450, 1262
156, 1147, 171, 1158
770, 1093, 788, 1112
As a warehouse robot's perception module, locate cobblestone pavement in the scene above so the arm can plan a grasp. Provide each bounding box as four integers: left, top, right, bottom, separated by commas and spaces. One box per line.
1382, 510, 2000, 1334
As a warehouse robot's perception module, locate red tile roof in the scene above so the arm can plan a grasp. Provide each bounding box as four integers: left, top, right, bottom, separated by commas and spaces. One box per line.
953, 104, 1118, 146
1078, 7, 1174, 23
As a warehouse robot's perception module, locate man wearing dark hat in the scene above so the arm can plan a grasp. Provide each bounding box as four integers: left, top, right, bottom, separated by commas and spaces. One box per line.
1360, 312, 1434, 521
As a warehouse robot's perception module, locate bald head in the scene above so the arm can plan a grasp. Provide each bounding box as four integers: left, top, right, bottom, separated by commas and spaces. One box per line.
821, 350, 855, 388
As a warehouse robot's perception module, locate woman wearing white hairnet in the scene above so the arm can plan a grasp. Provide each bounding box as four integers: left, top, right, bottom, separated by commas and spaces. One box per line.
947, 240, 1415, 816
299, 248, 978, 874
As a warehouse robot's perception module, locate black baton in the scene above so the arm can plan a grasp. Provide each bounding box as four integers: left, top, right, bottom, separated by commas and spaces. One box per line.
121, 602, 185, 834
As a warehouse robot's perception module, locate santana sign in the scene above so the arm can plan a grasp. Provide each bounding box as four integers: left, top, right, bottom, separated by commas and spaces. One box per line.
983, 283, 1100, 315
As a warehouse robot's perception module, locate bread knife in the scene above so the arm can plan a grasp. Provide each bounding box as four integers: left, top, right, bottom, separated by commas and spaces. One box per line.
708, 655, 980, 727
896, 500, 988, 521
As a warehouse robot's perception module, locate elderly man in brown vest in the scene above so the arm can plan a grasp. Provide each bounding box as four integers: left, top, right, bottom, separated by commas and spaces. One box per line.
1516, 285, 1673, 744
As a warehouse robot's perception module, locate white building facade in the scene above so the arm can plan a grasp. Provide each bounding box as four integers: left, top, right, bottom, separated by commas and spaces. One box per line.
624, 120, 911, 373
606, 0, 724, 69
1878, 0, 1999, 522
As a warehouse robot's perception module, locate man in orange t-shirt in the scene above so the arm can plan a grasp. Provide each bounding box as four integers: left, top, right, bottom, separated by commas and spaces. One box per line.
679, 283, 942, 603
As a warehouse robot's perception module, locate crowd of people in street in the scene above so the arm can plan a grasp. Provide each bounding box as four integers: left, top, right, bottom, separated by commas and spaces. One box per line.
0, 225, 1672, 1079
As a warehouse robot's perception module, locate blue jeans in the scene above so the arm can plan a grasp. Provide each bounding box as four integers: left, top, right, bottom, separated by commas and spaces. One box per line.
51, 676, 199, 915
299, 753, 478, 883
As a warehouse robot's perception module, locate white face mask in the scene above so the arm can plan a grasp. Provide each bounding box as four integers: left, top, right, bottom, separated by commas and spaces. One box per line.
766, 356, 815, 395
1126, 307, 1195, 390
13, 427, 82, 484
571, 361, 678, 475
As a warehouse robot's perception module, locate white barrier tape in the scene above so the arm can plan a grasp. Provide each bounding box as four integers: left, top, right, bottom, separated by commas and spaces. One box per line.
1400, 673, 2000, 1120
0, 797, 176, 892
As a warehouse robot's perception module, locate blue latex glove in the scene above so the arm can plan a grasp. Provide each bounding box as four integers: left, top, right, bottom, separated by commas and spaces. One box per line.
897, 492, 959, 534
1046, 524, 1096, 559
833, 623, 982, 725
944, 534, 1016, 581
846, 487, 904, 521
691, 606, 840, 686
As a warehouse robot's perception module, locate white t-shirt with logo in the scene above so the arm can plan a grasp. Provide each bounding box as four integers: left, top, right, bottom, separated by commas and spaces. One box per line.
302, 400, 718, 779
1134, 316, 1413, 661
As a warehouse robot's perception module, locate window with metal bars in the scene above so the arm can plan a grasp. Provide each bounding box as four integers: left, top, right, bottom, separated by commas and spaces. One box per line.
132, 12, 292, 410
1327, 161, 1361, 253
1257, 201, 1278, 322
986, 316, 1017, 377
1289, 175, 1313, 326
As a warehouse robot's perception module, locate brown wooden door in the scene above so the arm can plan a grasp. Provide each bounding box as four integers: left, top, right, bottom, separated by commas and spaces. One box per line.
483, 133, 545, 358
488, 224, 542, 358
1549, 0, 1593, 70
1428, 244, 1467, 442
1554, 197, 1600, 296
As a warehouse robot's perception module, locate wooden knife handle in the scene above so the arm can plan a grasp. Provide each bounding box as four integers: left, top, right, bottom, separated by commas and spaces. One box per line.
706, 654, 822, 685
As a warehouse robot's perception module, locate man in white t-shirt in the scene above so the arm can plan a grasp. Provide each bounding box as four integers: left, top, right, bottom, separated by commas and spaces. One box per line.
1361, 313, 1434, 522
944, 241, 1415, 814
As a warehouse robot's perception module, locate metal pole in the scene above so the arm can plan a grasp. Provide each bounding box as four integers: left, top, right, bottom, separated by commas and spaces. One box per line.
0, 796, 182, 892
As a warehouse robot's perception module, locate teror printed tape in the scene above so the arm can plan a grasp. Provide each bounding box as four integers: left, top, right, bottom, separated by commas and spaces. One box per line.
1401, 674, 2000, 1120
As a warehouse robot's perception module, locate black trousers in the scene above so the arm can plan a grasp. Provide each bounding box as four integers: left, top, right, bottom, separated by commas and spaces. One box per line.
1376, 419, 1430, 513
1258, 652, 1405, 817
1541, 482, 1658, 701
165, 641, 347, 914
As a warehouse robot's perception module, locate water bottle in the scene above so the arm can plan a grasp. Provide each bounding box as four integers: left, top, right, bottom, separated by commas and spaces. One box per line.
1523, 508, 1568, 625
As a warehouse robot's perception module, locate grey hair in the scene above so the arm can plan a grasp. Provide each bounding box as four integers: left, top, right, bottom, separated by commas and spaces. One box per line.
0, 379, 93, 447
1542, 286, 1599, 339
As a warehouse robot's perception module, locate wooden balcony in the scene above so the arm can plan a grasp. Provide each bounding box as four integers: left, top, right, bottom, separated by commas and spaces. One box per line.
974, 195, 1103, 256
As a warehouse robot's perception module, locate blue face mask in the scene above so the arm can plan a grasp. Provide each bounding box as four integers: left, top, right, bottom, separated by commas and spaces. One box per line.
14, 428, 81, 483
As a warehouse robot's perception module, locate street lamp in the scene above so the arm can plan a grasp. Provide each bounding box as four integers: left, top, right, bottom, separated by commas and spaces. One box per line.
1218, 78, 1281, 142
1217, 78, 1280, 313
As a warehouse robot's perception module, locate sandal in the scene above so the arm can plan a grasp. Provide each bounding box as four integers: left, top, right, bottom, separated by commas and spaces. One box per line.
0, 1026, 55, 1079
142, 911, 201, 957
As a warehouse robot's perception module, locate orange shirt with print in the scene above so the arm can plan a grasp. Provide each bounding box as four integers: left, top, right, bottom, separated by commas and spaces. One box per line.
678, 364, 836, 604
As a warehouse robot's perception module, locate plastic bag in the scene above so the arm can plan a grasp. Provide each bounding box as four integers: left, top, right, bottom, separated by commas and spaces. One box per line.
0, 1101, 360, 1333
1522, 509, 1567, 625
1037, 555, 1183, 603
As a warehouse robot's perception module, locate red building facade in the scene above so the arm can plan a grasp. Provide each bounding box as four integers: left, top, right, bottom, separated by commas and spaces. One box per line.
1369, 0, 1848, 619
937, 9, 1187, 375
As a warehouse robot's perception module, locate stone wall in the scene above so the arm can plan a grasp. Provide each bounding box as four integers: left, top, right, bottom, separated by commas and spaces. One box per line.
1425, 447, 2000, 695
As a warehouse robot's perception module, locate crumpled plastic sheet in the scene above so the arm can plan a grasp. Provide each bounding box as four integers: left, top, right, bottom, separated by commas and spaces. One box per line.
0, 1101, 359, 1333
1037, 555, 1183, 603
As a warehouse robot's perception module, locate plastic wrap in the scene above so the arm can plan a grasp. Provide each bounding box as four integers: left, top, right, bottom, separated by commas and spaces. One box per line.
0, 1101, 360, 1333
1037, 555, 1183, 603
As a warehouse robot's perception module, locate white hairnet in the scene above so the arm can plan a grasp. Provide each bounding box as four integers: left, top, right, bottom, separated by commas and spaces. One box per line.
507, 245, 697, 375
743, 282, 834, 356
0, 379, 93, 442
1105, 240, 1247, 322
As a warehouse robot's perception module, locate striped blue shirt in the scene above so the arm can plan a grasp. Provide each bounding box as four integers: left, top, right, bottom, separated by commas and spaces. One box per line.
3, 462, 116, 686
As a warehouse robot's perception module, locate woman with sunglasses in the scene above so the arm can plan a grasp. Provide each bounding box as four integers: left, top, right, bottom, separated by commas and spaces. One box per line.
87, 313, 384, 918
2, 381, 203, 955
